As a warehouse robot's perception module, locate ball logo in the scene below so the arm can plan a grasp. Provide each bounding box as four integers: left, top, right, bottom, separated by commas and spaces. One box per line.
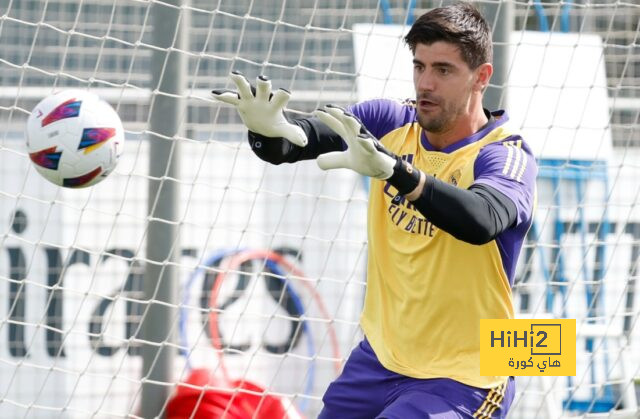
62, 166, 103, 188
41, 98, 81, 127
78, 127, 116, 154
28, 146, 62, 170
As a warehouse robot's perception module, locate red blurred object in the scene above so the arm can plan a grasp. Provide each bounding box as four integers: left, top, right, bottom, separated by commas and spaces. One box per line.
166, 368, 303, 419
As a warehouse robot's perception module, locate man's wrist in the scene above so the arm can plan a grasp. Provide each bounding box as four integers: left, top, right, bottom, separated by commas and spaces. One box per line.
386, 158, 422, 195
405, 171, 426, 201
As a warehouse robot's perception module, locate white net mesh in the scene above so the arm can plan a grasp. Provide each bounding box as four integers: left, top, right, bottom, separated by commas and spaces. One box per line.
0, 0, 639, 418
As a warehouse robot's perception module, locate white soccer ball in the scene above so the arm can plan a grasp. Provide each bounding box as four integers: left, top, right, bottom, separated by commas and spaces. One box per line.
26, 90, 124, 188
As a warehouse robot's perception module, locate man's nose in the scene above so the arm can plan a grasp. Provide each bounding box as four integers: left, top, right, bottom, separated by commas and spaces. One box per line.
416, 71, 435, 92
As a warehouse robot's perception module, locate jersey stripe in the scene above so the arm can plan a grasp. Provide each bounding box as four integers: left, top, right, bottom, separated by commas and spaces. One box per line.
502, 145, 514, 175
502, 140, 528, 181
485, 382, 507, 417
509, 146, 523, 179
473, 381, 507, 418
473, 384, 499, 418
515, 149, 528, 182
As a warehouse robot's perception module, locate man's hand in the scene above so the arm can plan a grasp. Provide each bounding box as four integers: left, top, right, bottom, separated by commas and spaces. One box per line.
314, 105, 396, 180
211, 72, 308, 147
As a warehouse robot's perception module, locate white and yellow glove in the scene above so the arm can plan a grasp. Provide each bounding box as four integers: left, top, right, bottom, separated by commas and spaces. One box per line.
314, 105, 396, 179
211, 72, 308, 147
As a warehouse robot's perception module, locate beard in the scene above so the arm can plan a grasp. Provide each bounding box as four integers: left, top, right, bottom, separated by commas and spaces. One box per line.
416, 93, 465, 134
417, 109, 450, 133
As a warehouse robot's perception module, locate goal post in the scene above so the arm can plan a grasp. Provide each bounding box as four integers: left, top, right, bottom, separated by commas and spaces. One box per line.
0, 1, 639, 418
140, 0, 185, 417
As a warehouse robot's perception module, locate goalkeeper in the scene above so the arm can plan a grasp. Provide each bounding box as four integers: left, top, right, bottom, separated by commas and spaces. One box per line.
213, 2, 536, 418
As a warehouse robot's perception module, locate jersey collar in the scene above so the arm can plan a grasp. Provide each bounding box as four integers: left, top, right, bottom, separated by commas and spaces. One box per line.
420, 109, 508, 154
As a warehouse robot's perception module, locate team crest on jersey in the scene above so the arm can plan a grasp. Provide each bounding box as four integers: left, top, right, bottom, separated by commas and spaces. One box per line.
449, 169, 461, 186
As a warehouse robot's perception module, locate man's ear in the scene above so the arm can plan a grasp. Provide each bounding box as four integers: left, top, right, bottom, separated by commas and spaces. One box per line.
474, 63, 493, 92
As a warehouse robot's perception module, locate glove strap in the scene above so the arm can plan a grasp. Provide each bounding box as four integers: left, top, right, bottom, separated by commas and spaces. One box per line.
387, 158, 422, 196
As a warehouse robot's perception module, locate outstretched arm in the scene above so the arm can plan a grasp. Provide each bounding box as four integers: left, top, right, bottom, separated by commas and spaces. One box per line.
247, 113, 346, 165
212, 73, 345, 164
314, 105, 525, 245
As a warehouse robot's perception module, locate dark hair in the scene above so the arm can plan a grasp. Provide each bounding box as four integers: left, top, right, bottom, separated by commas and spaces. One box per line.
404, 2, 492, 69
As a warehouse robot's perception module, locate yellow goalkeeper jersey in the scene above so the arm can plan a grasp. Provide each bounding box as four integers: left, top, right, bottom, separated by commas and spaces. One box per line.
348, 99, 537, 389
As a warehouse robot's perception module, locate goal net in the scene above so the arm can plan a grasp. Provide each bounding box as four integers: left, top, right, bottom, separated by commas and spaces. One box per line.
0, 1, 638, 418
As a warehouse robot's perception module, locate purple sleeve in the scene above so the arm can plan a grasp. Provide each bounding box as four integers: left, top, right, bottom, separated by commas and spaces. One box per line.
473, 138, 537, 225
347, 99, 416, 140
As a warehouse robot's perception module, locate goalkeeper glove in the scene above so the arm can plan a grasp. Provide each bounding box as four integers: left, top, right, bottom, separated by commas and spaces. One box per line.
211, 72, 308, 147
314, 105, 396, 179
314, 105, 423, 196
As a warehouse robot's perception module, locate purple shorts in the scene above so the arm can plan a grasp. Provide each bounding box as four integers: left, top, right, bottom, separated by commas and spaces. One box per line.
319, 339, 515, 418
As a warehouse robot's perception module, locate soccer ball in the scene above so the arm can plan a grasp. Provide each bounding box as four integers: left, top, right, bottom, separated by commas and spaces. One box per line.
26, 90, 124, 188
